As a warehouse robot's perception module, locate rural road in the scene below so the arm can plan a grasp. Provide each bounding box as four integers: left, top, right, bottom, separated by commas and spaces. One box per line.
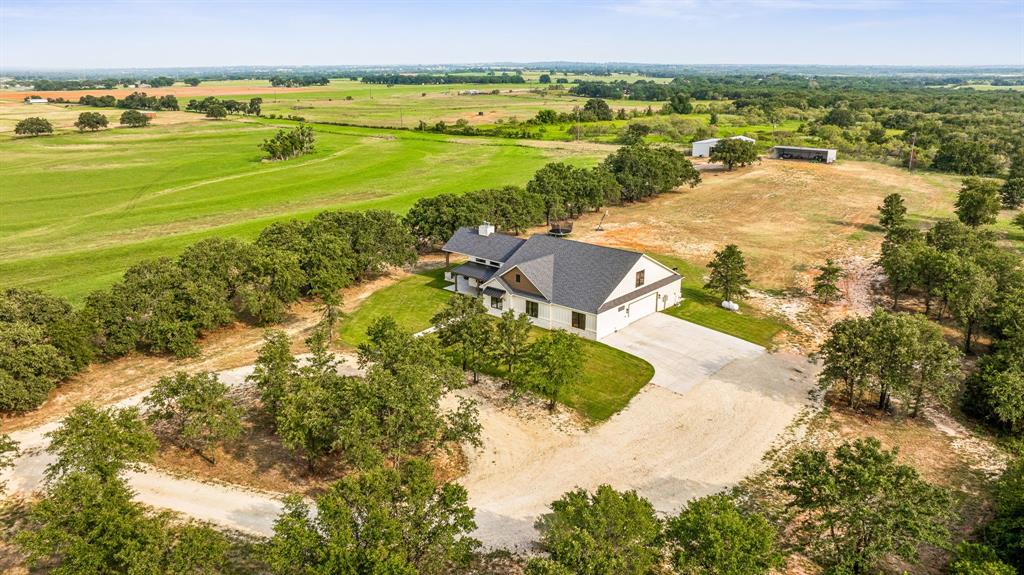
2, 318, 818, 549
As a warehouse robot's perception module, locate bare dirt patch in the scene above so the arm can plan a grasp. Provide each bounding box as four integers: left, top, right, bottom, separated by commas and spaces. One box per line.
565, 159, 959, 290
554, 158, 959, 348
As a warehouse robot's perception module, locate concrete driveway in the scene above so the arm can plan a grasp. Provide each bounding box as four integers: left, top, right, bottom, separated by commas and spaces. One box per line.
601, 312, 764, 395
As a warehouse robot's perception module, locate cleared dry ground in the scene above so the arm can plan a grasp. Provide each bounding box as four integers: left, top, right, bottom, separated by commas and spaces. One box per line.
0, 100, 203, 135
566, 159, 965, 290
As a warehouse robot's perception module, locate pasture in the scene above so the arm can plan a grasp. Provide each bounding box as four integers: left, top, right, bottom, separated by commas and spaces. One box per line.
1, 77, 668, 130
255, 79, 657, 128
0, 117, 605, 302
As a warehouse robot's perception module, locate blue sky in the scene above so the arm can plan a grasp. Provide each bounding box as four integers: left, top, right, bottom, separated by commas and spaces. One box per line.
1, 0, 1021, 69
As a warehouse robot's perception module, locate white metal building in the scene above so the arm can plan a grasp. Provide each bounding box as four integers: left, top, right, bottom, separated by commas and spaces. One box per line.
691, 135, 756, 158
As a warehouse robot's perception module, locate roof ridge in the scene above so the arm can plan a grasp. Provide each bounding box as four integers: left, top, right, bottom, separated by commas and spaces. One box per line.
525, 234, 645, 258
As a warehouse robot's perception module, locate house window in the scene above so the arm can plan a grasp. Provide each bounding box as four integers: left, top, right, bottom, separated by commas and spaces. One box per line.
635, 270, 645, 287
571, 311, 586, 330
490, 296, 503, 310
526, 300, 539, 318
515, 273, 522, 283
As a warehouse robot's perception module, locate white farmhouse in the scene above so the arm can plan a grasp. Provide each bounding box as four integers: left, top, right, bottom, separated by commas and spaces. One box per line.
442, 223, 682, 340
690, 135, 755, 158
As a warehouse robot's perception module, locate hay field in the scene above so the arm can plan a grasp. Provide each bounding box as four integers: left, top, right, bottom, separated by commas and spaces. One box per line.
0, 118, 604, 302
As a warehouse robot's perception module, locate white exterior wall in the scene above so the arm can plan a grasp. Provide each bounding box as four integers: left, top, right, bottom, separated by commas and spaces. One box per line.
692, 136, 755, 158
497, 294, 597, 339
691, 140, 716, 157
595, 277, 682, 339
605, 256, 675, 302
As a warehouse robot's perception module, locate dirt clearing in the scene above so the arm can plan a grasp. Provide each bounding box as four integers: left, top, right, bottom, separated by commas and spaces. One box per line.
563, 159, 961, 290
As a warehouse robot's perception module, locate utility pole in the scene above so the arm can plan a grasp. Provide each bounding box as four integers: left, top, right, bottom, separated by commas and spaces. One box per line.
908, 131, 918, 171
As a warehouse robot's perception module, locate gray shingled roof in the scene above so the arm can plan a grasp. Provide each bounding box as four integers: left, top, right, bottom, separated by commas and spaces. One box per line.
490, 235, 668, 314
450, 262, 498, 282
442, 227, 526, 263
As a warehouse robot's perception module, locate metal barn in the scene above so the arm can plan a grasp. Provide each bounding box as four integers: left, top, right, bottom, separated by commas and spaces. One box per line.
691, 135, 756, 158
770, 146, 837, 163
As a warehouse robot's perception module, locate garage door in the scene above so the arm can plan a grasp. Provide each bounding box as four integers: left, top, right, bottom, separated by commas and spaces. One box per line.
627, 293, 658, 322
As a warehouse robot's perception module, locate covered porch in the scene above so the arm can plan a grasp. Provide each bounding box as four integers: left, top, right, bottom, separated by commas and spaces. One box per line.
445, 261, 498, 296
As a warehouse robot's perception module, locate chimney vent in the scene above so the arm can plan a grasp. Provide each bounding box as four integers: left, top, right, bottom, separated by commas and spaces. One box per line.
478, 222, 495, 237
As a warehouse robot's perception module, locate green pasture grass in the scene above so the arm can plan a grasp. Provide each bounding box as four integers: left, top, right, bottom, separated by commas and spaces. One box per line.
337, 264, 653, 422
0, 118, 604, 303
255, 79, 658, 128
651, 254, 790, 348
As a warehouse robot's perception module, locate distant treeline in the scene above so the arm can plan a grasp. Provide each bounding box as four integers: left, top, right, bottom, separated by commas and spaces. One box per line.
361, 74, 526, 85
185, 96, 262, 116
78, 92, 179, 110
20, 76, 196, 91
269, 75, 330, 87
563, 76, 1024, 177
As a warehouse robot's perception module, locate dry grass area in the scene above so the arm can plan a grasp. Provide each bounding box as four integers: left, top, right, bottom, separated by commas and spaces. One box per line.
0, 100, 204, 135
566, 159, 962, 290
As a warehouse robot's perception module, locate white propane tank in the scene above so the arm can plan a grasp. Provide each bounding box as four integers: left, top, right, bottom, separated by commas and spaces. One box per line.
721, 300, 740, 312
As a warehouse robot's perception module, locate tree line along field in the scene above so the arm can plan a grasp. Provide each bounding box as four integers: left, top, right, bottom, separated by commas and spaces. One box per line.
0, 117, 604, 303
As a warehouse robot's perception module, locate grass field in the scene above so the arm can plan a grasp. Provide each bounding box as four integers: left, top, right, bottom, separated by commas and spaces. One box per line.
337, 267, 453, 344
336, 265, 654, 421
0, 118, 604, 302
652, 254, 790, 347
255, 79, 658, 128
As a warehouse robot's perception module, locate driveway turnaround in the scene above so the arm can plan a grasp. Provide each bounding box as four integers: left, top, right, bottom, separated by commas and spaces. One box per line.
463, 314, 815, 548
601, 312, 765, 395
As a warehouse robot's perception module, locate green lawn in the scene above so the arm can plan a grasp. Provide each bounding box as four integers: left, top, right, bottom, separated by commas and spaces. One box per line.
0, 119, 604, 303
337, 266, 653, 422
337, 267, 453, 346
652, 254, 790, 348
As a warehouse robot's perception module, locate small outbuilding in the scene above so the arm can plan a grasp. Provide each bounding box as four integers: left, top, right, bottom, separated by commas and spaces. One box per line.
24, 97, 48, 104
691, 135, 755, 158
770, 146, 837, 164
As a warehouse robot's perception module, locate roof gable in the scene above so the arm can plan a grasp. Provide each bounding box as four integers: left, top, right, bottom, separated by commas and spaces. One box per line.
489, 235, 647, 313
442, 227, 526, 263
